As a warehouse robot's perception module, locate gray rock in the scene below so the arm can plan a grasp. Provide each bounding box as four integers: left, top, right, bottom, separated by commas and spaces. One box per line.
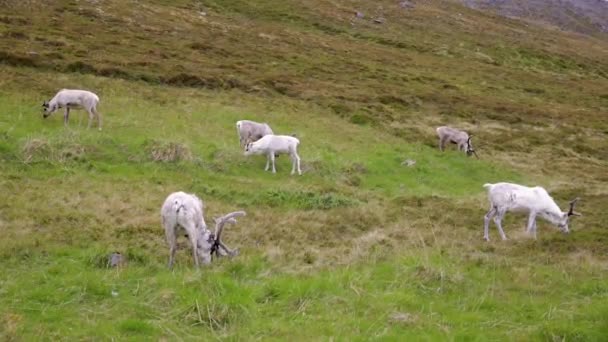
108, 252, 125, 268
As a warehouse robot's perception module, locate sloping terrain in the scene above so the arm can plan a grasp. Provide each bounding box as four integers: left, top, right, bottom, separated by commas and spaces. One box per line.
0, 0, 607, 339
463, 0, 608, 36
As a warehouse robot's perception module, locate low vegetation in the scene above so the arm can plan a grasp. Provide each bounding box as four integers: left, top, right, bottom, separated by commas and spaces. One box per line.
0, 0, 606, 339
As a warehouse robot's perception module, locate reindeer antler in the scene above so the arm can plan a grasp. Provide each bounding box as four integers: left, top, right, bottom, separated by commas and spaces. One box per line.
214, 211, 246, 239
466, 136, 479, 159
568, 198, 581, 217
211, 211, 246, 258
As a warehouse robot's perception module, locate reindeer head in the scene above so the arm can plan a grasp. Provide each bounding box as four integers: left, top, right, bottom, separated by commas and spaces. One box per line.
466, 135, 479, 158
244, 141, 255, 156
557, 198, 581, 234
42, 101, 54, 118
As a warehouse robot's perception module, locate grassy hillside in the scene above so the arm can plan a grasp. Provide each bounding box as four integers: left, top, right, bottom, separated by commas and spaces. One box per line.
0, 0, 607, 339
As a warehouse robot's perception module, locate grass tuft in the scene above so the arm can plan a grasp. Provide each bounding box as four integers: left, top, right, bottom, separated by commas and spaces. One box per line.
144, 140, 193, 163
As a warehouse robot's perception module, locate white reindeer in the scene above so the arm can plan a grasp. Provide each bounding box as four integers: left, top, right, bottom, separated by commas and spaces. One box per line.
42, 89, 102, 130
483, 182, 580, 241
436, 126, 477, 157
236, 120, 274, 148
244, 134, 301, 175
161, 191, 245, 268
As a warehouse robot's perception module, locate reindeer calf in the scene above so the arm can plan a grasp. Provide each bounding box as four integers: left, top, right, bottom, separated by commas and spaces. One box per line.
42, 89, 102, 130
244, 134, 302, 175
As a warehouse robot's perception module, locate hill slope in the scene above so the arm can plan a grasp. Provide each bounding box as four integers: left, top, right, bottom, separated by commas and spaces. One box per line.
462, 0, 608, 36
0, 0, 607, 339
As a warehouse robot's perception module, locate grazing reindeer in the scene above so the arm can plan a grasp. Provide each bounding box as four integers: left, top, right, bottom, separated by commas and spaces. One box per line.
42, 89, 102, 130
161, 191, 245, 268
483, 182, 580, 241
236, 120, 274, 148
436, 126, 477, 157
244, 134, 302, 175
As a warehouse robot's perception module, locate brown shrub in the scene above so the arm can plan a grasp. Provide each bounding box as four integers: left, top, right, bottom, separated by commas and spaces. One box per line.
146, 140, 193, 162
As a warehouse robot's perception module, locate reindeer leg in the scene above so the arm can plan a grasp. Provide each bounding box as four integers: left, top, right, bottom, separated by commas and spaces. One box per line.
494, 209, 508, 241
484, 206, 496, 241
165, 227, 177, 269
264, 153, 270, 171
87, 109, 95, 130
439, 137, 447, 151
94, 106, 102, 131
184, 224, 199, 268
526, 213, 537, 239
297, 153, 302, 176
64, 107, 70, 126
270, 152, 276, 173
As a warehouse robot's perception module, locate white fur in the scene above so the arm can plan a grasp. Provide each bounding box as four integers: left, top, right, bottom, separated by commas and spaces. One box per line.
236, 120, 274, 147
483, 182, 575, 241
43, 89, 102, 130
244, 134, 301, 175
160, 191, 212, 268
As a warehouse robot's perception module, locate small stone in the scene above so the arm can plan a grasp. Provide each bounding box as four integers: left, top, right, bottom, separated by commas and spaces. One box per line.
108, 252, 125, 268
401, 159, 416, 167
355, 11, 364, 18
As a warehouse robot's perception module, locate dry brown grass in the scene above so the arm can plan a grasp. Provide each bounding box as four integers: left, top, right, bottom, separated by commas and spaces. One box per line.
146, 140, 193, 163
20, 137, 87, 164
21, 138, 50, 164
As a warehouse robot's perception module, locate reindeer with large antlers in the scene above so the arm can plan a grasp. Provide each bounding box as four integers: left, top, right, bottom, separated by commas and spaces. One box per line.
436, 126, 478, 158
482, 183, 581, 241
161, 191, 246, 268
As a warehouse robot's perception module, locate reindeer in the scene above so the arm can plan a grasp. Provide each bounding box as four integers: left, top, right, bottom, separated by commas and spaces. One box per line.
244, 134, 302, 175
236, 120, 274, 148
42, 89, 102, 130
436, 126, 477, 157
161, 191, 245, 268
483, 182, 580, 241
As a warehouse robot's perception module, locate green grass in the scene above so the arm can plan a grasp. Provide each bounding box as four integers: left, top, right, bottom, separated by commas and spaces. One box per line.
3, 245, 607, 340
1, 0, 607, 339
